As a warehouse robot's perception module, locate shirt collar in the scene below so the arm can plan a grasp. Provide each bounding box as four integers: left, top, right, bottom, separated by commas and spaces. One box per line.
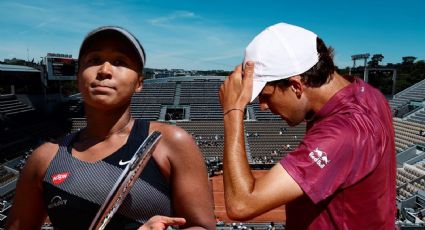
307, 77, 362, 124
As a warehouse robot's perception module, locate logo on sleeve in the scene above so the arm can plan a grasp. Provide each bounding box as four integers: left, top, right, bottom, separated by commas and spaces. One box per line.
309, 148, 330, 169
52, 172, 70, 185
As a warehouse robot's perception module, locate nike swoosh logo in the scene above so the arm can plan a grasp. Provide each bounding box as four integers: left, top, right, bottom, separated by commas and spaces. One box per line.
118, 159, 132, 166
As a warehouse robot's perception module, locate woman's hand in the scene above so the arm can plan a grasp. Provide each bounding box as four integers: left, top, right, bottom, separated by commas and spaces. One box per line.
138, 215, 186, 230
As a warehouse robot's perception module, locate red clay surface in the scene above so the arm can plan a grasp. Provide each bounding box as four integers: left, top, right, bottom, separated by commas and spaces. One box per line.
210, 170, 286, 223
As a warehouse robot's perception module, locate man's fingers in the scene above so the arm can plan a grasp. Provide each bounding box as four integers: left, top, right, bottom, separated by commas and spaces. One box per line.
229, 65, 243, 82
243, 61, 254, 79
219, 62, 253, 110
242, 61, 254, 100
234, 64, 243, 73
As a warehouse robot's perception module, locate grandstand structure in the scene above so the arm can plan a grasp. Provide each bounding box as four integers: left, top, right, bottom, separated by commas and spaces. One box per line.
67, 76, 303, 162
1, 69, 425, 227
66, 75, 425, 228
0, 94, 35, 117
390, 78, 425, 118
386, 78, 425, 227
0, 93, 65, 161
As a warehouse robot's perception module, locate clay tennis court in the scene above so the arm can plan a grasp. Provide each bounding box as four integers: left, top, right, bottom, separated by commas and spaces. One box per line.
210, 170, 286, 223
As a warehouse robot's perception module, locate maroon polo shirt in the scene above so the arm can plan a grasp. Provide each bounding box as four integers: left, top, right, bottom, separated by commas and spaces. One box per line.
280, 78, 396, 229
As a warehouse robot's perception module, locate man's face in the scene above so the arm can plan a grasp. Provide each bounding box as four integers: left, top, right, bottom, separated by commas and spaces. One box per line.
258, 80, 307, 126
77, 35, 142, 110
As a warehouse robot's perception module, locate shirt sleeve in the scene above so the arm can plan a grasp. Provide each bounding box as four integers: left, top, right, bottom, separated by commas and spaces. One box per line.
280, 115, 383, 204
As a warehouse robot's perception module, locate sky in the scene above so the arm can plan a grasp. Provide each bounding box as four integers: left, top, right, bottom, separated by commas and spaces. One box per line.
0, 0, 424, 71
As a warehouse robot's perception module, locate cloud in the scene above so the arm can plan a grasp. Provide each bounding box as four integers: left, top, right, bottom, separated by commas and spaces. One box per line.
18, 17, 59, 35
2, 2, 46, 12
148, 11, 199, 26
0, 2, 251, 70
201, 50, 242, 65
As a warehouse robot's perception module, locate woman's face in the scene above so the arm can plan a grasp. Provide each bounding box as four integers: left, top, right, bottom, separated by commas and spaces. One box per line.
77, 35, 142, 111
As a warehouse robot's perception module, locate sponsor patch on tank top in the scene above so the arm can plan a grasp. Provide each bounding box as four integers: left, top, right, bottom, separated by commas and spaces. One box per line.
52, 172, 70, 185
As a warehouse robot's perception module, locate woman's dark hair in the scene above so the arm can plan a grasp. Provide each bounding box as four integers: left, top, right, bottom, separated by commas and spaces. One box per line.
299, 37, 336, 87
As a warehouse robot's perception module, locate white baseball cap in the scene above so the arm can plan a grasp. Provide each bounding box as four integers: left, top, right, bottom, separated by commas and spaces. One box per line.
244, 22, 319, 102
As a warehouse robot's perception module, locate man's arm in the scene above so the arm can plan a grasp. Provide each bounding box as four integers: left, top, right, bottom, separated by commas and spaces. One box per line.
219, 62, 304, 220
152, 124, 216, 230
6, 142, 58, 229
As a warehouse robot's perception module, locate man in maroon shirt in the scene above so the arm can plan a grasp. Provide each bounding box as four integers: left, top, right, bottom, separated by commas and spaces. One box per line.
219, 22, 396, 229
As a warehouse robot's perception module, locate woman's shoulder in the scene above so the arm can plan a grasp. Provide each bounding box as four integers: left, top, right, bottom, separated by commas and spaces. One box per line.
31, 141, 60, 158
149, 121, 193, 144
24, 141, 60, 179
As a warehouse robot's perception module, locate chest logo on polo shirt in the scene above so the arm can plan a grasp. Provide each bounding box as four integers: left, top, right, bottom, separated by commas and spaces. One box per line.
119, 159, 132, 166
309, 148, 330, 169
52, 172, 70, 185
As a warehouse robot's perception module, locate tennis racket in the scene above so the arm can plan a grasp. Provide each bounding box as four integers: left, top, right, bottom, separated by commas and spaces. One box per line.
89, 131, 162, 230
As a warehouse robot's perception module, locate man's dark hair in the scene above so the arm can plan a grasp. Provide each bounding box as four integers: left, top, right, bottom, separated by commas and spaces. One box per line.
300, 37, 336, 87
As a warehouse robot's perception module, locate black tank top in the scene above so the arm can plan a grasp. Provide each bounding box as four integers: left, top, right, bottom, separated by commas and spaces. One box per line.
42, 120, 172, 230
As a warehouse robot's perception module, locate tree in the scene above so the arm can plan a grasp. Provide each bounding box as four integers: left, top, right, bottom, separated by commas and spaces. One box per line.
368, 54, 384, 67
402, 56, 416, 65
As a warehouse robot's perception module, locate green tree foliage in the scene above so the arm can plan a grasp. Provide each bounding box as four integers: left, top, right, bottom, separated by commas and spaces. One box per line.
339, 56, 424, 94
402, 56, 416, 65
368, 54, 384, 67
393, 58, 425, 93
